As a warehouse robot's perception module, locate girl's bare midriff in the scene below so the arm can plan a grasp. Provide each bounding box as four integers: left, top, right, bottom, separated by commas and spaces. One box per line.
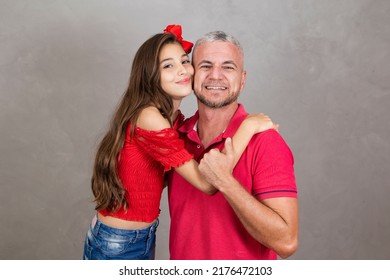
97, 212, 154, 229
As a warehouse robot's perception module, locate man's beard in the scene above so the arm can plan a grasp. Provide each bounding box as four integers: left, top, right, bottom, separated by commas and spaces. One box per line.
195, 92, 239, 109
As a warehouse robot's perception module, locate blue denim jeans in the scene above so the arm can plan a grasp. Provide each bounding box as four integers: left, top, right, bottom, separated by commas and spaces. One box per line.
83, 215, 158, 260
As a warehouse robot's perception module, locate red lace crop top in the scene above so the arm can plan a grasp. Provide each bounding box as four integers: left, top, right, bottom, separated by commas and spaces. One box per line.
99, 112, 193, 222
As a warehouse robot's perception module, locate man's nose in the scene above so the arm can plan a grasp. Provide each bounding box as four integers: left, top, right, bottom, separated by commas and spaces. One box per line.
209, 66, 223, 79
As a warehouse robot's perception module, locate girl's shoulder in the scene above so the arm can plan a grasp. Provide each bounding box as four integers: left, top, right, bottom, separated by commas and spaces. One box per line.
137, 106, 170, 131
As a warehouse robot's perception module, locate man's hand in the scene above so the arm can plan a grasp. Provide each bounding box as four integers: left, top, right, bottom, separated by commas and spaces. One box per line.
200, 137, 298, 258
198, 137, 235, 190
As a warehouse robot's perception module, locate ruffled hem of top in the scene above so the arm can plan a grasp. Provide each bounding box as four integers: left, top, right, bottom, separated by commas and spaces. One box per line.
132, 122, 193, 171
161, 149, 193, 171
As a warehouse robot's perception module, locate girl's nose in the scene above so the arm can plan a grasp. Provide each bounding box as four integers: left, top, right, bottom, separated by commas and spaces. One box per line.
178, 64, 187, 75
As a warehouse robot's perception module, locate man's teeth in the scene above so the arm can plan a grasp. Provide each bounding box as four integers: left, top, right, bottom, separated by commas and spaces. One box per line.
206, 86, 227, 90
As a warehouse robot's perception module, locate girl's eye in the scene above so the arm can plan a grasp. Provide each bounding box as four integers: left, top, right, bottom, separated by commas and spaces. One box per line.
163, 64, 172, 69
182, 59, 191, 64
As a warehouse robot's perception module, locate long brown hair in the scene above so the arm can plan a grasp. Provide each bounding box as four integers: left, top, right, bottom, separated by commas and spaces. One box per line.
92, 33, 181, 213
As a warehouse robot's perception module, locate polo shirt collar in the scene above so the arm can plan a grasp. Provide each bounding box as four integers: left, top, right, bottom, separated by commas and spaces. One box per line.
178, 104, 248, 144
223, 104, 248, 138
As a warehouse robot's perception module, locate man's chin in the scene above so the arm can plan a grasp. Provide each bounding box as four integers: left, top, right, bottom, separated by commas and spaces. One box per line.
196, 95, 238, 109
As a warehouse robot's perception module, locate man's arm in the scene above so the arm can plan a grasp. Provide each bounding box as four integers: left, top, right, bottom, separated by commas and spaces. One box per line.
198, 139, 298, 258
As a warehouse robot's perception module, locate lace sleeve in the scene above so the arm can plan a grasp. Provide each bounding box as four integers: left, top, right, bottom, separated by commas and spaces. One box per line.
134, 127, 193, 171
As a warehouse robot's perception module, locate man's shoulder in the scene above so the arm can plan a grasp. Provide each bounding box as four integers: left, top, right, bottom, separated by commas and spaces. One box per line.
254, 128, 285, 141
251, 129, 293, 152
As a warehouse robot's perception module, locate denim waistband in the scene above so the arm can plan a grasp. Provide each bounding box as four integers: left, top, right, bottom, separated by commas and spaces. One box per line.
90, 215, 159, 239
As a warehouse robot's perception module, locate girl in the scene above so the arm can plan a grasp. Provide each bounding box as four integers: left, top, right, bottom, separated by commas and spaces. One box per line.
83, 25, 277, 260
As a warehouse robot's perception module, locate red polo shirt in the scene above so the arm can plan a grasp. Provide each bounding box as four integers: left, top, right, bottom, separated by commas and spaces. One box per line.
168, 104, 297, 259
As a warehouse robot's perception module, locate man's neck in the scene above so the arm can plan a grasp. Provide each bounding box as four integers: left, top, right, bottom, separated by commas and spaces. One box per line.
197, 102, 239, 148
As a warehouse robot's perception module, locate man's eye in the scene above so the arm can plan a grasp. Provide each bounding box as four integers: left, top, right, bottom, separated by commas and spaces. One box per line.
223, 66, 235, 70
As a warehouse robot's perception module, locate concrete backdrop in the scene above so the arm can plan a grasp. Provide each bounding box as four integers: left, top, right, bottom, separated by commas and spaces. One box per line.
1, 0, 389, 260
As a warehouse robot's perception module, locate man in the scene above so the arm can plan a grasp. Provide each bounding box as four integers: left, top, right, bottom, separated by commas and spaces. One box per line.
167, 31, 298, 259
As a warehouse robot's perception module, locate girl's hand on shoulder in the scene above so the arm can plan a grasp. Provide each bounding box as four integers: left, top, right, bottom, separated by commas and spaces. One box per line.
243, 113, 279, 134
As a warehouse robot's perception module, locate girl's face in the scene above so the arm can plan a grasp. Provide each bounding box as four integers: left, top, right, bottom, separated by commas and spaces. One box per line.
159, 43, 194, 101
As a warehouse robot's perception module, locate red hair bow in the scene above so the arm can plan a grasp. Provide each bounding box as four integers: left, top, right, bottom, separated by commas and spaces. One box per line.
164, 24, 193, 54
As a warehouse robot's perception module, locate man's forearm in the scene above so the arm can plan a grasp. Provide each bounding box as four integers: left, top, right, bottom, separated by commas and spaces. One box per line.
217, 175, 298, 258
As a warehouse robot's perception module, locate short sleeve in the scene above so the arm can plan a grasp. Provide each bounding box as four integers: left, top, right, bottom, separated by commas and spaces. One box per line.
251, 130, 297, 200
134, 127, 193, 171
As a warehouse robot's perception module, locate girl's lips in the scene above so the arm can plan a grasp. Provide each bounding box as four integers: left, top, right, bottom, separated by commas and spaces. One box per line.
177, 77, 191, 84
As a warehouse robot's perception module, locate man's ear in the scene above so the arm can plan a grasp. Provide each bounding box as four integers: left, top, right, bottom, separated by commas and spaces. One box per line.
240, 70, 247, 92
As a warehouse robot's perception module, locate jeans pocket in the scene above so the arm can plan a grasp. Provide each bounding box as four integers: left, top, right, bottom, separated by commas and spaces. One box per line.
98, 232, 156, 260
96, 234, 132, 258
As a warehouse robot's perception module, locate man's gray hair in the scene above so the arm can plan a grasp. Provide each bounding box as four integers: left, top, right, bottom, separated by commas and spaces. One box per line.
193, 31, 244, 57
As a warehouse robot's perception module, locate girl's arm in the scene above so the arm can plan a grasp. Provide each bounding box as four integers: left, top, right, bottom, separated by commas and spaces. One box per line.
137, 107, 216, 194
174, 113, 278, 195
137, 107, 277, 195
228, 113, 278, 166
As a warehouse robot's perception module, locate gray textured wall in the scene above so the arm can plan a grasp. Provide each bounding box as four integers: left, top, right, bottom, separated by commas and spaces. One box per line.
1, 0, 389, 260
